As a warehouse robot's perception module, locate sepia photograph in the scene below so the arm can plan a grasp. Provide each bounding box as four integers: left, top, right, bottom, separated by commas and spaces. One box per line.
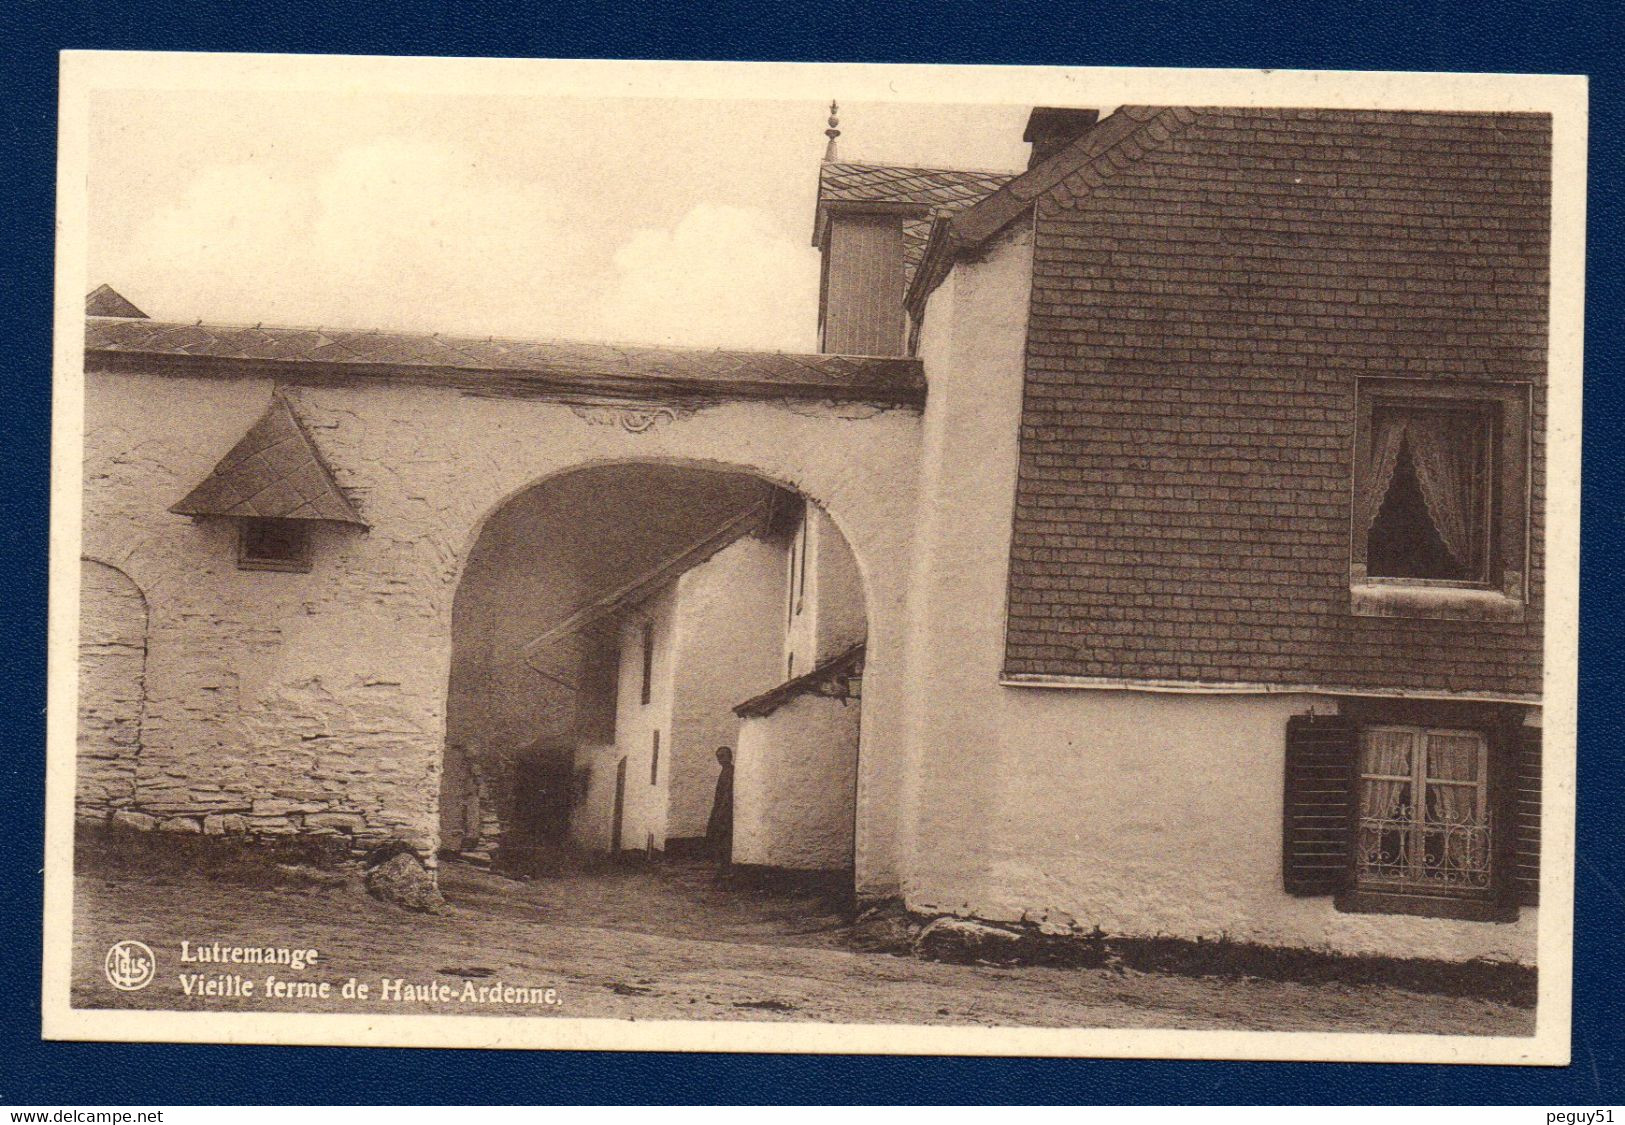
42, 53, 1584, 1063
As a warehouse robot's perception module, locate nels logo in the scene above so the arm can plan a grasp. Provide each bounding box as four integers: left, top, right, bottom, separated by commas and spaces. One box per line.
104, 940, 156, 991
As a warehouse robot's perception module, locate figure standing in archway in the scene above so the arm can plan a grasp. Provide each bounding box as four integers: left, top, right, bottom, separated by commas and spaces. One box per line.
706, 746, 735, 876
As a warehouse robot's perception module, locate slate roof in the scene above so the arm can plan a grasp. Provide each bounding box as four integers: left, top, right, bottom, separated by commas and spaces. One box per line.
1000, 107, 1549, 698
86, 317, 925, 405
907, 106, 1200, 314
814, 162, 1015, 286
85, 284, 148, 319
170, 395, 368, 525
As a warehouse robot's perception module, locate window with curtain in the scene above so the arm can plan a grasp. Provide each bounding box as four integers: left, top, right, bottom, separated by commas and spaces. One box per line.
1358, 403, 1495, 583
1355, 724, 1492, 898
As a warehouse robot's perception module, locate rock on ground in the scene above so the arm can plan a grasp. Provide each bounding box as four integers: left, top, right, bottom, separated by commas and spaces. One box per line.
914, 916, 1026, 964
364, 852, 445, 913
848, 901, 921, 955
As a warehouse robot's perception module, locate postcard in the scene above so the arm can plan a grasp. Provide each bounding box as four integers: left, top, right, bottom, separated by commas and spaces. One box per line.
44, 52, 1584, 1063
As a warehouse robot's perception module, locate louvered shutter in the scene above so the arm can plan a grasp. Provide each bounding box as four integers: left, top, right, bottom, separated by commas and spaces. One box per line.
1283, 713, 1357, 896
1510, 723, 1542, 907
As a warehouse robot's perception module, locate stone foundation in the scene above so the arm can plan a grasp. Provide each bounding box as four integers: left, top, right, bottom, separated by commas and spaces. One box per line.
85, 801, 395, 854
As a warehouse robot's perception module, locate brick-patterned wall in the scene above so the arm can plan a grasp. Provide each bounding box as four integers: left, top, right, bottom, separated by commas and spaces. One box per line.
1005, 108, 1549, 697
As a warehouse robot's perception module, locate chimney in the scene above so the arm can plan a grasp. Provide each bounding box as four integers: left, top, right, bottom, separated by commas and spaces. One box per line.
1022, 107, 1101, 169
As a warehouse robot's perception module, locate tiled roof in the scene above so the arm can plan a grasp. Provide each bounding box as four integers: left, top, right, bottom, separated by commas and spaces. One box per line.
86, 318, 925, 405
85, 284, 148, 319
815, 162, 1014, 285
818, 162, 1015, 210
170, 394, 367, 525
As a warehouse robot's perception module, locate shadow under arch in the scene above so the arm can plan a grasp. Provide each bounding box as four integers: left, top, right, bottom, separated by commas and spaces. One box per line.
448, 453, 878, 613
442, 458, 870, 893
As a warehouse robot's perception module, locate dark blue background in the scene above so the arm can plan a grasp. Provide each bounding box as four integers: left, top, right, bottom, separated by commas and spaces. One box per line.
2, 1, 1618, 1105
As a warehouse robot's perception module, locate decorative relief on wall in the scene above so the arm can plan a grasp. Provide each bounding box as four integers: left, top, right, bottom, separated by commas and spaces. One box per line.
568, 403, 696, 433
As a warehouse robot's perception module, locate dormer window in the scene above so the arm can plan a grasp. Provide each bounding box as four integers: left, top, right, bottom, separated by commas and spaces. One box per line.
238, 518, 312, 572
170, 393, 368, 571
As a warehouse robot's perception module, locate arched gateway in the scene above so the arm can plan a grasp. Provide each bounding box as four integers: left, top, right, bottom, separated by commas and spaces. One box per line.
80, 318, 922, 897
446, 461, 871, 880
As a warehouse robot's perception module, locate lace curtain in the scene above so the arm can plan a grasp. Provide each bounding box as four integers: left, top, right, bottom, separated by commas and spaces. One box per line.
1359, 727, 1412, 820
1358, 410, 1481, 570
1425, 732, 1482, 827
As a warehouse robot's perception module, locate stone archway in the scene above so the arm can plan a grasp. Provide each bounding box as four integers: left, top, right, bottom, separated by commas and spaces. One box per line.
76, 559, 148, 826
442, 461, 868, 885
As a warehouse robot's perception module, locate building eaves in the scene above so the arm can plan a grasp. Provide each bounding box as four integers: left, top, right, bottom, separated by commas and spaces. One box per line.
86, 317, 927, 409
733, 642, 865, 719
905, 106, 1202, 317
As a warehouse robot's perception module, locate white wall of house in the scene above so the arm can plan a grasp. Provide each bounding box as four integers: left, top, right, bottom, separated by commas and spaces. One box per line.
666, 535, 785, 840
569, 591, 679, 855
734, 691, 861, 871
784, 505, 867, 680
902, 215, 1538, 963
621, 590, 678, 855
812, 506, 867, 662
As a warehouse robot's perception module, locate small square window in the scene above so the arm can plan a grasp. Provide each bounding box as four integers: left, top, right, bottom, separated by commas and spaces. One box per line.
238, 519, 312, 572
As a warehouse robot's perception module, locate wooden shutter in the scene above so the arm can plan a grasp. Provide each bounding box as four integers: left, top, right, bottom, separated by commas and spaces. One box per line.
1283, 712, 1357, 896
1510, 723, 1542, 907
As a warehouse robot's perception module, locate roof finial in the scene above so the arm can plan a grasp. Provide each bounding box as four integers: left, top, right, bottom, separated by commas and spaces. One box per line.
823, 100, 841, 162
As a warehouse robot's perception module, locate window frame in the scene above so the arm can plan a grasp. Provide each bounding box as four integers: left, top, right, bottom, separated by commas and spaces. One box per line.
1349, 377, 1531, 619
1352, 723, 1493, 900
1334, 699, 1522, 923
639, 621, 655, 707
1363, 402, 1497, 586
236, 518, 313, 573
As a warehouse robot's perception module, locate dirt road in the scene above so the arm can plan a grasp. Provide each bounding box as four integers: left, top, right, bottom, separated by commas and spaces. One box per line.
71, 856, 1532, 1035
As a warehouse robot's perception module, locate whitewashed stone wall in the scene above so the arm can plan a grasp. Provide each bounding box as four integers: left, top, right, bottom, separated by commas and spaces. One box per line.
76, 560, 147, 826
78, 366, 919, 883
734, 691, 861, 871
